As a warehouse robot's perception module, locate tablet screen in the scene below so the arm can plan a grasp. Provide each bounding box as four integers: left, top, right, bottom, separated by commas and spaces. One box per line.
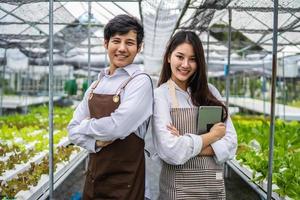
198, 106, 223, 134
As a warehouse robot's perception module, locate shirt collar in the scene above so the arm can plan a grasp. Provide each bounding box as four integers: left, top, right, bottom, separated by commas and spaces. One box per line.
100, 64, 140, 78
122, 64, 140, 77
169, 78, 192, 94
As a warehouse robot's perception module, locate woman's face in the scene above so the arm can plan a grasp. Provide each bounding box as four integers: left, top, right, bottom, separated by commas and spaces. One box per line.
168, 42, 197, 90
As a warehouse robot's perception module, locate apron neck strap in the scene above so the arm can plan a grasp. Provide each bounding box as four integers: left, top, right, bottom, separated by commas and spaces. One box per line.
89, 71, 105, 99
115, 72, 149, 95
167, 79, 179, 108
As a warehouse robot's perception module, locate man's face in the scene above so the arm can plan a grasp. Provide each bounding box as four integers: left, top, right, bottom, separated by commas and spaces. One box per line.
104, 30, 140, 72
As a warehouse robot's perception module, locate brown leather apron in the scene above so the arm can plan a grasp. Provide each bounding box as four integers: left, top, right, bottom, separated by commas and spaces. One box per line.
83, 74, 148, 200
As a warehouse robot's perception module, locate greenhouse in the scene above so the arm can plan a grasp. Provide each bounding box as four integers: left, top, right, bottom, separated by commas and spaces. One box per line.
0, 0, 300, 200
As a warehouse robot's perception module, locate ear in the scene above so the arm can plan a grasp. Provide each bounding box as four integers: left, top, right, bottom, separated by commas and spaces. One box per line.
167, 54, 171, 63
104, 39, 108, 49
137, 43, 143, 53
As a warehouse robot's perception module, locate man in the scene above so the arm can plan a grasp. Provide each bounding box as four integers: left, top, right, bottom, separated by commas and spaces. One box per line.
68, 14, 153, 200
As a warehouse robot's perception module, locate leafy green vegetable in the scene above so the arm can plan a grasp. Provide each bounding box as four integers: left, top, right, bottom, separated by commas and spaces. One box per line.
233, 116, 300, 199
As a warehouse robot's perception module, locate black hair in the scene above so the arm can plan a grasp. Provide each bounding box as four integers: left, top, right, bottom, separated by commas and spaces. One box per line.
158, 30, 228, 121
104, 14, 144, 48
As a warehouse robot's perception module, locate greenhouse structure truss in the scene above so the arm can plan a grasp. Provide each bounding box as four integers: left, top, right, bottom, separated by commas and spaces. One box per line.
0, 0, 300, 199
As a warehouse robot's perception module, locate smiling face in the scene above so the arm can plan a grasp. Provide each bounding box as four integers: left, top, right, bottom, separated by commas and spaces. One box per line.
168, 42, 197, 91
104, 30, 140, 74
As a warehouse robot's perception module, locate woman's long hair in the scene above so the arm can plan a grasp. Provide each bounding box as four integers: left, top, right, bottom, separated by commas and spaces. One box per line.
158, 31, 228, 121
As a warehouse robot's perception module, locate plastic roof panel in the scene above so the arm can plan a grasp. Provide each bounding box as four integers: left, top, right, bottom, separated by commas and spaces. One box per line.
0, 12, 22, 23
176, 0, 300, 54
229, 0, 274, 8
1, 0, 300, 59
0, 24, 30, 34
229, 0, 300, 9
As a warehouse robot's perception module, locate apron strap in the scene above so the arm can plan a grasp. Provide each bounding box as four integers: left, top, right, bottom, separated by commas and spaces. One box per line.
112, 72, 154, 157
89, 72, 105, 99
120, 72, 154, 114
114, 72, 151, 95
114, 72, 154, 152
117, 72, 154, 126
167, 79, 179, 108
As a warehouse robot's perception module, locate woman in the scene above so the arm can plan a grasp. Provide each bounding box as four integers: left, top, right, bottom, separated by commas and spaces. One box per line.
152, 31, 237, 199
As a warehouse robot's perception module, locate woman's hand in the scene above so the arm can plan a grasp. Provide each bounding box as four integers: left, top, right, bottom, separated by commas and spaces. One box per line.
96, 140, 113, 148
167, 123, 180, 137
209, 122, 226, 140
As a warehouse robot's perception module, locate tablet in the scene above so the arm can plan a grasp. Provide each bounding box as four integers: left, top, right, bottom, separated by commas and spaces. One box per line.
198, 106, 223, 134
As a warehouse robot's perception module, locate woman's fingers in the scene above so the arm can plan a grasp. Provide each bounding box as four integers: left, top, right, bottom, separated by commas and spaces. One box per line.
167, 124, 180, 136
210, 122, 226, 139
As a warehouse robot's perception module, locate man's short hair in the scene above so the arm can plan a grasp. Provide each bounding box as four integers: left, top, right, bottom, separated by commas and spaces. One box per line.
104, 14, 144, 48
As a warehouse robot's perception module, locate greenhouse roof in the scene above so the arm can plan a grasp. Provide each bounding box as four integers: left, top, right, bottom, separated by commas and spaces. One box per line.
179, 0, 300, 53
0, 1, 140, 58
0, 0, 299, 61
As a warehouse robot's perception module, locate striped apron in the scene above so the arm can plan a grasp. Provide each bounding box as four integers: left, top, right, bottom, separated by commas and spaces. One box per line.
159, 80, 225, 200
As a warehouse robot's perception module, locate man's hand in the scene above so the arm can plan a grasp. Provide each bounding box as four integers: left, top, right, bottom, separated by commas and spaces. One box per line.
199, 145, 215, 156
96, 140, 113, 148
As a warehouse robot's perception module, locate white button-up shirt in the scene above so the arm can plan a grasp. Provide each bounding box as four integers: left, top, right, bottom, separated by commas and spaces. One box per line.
68, 64, 153, 153
152, 81, 237, 165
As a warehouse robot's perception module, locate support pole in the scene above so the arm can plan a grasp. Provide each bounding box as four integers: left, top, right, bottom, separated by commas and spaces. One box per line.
88, 2, 92, 86
206, 29, 210, 76
24, 46, 30, 115
48, 0, 54, 198
262, 59, 266, 117
0, 49, 6, 116
224, 8, 232, 179
225, 8, 232, 108
282, 52, 286, 120
267, 0, 278, 199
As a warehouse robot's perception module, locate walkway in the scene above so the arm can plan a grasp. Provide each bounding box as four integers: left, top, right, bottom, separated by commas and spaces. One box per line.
0, 95, 63, 109
229, 97, 300, 121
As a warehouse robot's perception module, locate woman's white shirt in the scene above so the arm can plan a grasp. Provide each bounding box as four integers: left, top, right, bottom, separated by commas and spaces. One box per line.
152, 81, 237, 165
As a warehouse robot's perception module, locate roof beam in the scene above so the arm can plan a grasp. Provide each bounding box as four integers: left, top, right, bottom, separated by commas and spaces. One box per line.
188, 6, 300, 12
0, 0, 139, 5
0, 34, 103, 40
111, 1, 131, 15
172, 0, 191, 33
0, 6, 48, 36
0, 21, 104, 26
0, 34, 45, 40
0, 41, 101, 48
188, 27, 300, 33
15, 41, 298, 48
0, 3, 22, 20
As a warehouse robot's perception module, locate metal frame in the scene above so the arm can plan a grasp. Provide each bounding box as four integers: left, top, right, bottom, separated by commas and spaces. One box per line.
48, 0, 54, 198
225, 8, 231, 108
1, 0, 299, 199
267, 1, 278, 199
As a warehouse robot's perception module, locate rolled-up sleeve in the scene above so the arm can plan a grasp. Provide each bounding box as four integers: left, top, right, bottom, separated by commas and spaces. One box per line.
74, 75, 153, 141
67, 84, 97, 153
152, 89, 203, 165
208, 84, 238, 164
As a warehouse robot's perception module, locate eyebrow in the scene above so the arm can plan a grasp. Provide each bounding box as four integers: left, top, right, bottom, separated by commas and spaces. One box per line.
126, 39, 136, 42
110, 37, 136, 43
175, 52, 195, 57
111, 37, 121, 40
